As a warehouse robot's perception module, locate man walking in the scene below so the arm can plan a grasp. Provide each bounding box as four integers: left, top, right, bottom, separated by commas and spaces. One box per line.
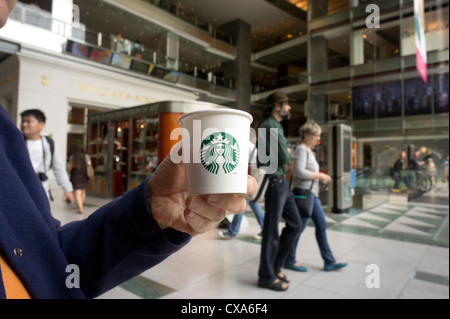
257, 92, 302, 291
21, 109, 74, 204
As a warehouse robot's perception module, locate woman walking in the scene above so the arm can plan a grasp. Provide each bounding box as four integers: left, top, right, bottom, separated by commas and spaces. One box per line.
285, 121, 347, 272
68, 144, 90, 214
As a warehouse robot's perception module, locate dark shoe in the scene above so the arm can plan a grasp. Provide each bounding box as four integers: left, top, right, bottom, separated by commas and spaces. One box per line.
258, 279, 288, 291
284, 263, 308, 272
324, 262, 348, 271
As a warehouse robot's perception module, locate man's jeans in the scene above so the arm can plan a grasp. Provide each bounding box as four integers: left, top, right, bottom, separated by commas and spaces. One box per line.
258, 176, 302, 285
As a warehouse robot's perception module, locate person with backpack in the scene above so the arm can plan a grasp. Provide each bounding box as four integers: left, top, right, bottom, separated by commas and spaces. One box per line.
20, 109, 74, 204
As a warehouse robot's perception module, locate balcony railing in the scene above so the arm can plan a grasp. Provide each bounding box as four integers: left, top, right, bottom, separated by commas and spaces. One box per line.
7, 1, 237, 99
140, 0, 235, 46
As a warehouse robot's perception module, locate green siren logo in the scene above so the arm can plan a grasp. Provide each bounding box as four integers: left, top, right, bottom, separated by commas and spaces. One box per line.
200, 132, 240, 175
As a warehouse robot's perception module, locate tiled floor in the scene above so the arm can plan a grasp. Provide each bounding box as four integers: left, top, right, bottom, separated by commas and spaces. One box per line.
49, 181, 449, 299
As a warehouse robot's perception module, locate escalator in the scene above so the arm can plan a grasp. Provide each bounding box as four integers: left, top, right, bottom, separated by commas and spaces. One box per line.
354, 168, 433, 207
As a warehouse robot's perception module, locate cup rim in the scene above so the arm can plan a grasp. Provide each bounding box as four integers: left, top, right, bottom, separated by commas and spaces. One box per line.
178, 108, 253, 126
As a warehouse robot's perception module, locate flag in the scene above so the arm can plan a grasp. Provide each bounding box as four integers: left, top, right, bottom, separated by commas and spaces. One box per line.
414, 0, 427, 83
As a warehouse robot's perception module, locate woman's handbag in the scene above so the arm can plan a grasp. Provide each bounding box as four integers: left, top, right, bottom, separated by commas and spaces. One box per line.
293, 181, 314, 218
85, 154, 94, 179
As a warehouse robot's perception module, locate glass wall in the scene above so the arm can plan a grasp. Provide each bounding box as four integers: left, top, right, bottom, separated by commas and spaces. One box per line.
353, 22, 400, 65
401, 6, 449, 57
307, 0, 449, 172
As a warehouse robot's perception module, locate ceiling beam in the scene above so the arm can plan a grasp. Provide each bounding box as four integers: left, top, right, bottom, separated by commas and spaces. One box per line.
264, 0, 307, 22
252, 34, 307, 61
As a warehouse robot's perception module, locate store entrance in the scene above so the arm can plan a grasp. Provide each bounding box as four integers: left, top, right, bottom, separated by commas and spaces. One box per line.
67, 133, 84, 161
66, 104, 111, 169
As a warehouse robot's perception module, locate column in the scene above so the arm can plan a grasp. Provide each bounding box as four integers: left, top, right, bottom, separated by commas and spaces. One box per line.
309, 35, 328, 73
222, 19, 252, 114
309, 0, 328, 19
159, 32, 180, 70
309, 93, 328, 124
51, 0, 77, 37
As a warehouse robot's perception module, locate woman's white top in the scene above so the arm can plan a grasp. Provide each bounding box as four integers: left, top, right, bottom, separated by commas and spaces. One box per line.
292, 143, 320, 197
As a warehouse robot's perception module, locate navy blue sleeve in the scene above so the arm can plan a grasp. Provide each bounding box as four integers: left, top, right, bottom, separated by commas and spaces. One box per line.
58, 178, 191, 298
0, 106, 191, 298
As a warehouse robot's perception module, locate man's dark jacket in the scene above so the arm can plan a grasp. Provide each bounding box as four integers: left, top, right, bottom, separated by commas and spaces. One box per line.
0, 106, 190, 298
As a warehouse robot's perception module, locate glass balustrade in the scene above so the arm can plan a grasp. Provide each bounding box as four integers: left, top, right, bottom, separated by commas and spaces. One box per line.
354, 167, 434, 195
7, 1, 236, 97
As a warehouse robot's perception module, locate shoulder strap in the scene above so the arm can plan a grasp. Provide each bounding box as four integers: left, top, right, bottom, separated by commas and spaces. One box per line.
306, 151, 315, 190
290, 146, 307, 190
292, 147, 314, 191
249, 145, 257, 164
251, 173, 269, 203
44, 136, 55, 168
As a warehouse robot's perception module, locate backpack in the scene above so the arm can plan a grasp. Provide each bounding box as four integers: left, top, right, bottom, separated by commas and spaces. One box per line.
44, 136, 55, 168
23, 135, 55, 168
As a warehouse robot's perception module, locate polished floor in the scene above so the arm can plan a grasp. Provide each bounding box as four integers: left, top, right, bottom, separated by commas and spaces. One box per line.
49, 181, 449, 299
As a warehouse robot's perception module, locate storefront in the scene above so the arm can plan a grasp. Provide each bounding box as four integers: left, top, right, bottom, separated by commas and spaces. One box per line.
1, 44, 197, 164
86, 100, 226, 197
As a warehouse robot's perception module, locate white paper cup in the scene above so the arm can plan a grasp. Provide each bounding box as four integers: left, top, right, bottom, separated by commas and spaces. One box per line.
177, 108, 253, 195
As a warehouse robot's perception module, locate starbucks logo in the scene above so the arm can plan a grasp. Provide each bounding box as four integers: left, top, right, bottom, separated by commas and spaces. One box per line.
200, 132, 240, 175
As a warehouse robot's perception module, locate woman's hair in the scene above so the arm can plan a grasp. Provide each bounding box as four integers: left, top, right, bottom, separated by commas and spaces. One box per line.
299, 120, 321, 139
71, 143, 86, 169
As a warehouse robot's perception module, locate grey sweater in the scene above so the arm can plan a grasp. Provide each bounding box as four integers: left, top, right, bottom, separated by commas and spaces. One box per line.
292, 144, 320, 196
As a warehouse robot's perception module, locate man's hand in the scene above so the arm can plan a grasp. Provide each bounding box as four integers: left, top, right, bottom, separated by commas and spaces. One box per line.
148, 152, 258, 236
63, 191, 74, 204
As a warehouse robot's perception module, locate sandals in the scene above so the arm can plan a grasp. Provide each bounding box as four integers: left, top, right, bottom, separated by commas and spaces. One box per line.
276, 273, 290, 283
258, 279, 288, 291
